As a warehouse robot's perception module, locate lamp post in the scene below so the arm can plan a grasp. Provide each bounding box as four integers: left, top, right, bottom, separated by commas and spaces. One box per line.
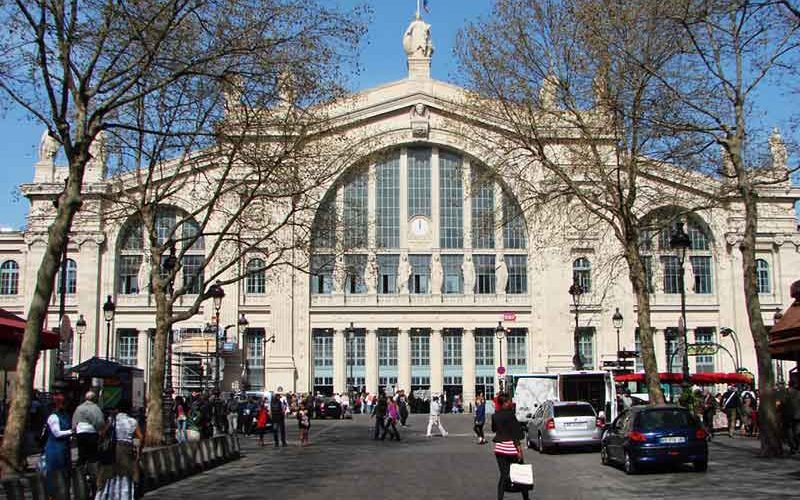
160, 247, 178, 444
102, 295, 115, 360
569, 282, 584, 371
612, 308, 623, 362
774, 308, 785, 384
495, 321, 507, 393
346, 322, 355, 403
670, 223, 692, 389
238, 313, 249, 391
207, 281, 225, 392
720, 327, 742, 372
75, 314, 87, 364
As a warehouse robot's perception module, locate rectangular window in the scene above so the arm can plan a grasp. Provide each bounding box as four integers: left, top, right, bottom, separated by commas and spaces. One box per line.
182, 255, 204, 294
665, 327, 680, 372
505, 255, 527, 294
441, 254, 463, 294
377, 254, 399, 294
376, 154, 400, 248
344, 169, 368, 248
411, 376, 431, 386
56, 261, 77, 295
344, 254, 367, 294
407, 148, 432, 218
641, 256, 654, 294
313, 333, 334, 367
634, 328, 643, 372
503, 194, 526, 249
246, 329, 265, 390
443, 334, 462, 366
155, 210, 176, 246
639, 230, 653, 251
378, 333, 398, 367
690, 256, 712, 294
310, 255, 334, 294
507, 330, 527, 367
439, 152, 463, 248
471, 173, 495, 249
474, 254, 496, 294
661, 256, 681, 294
688, 225, 709, 250
409, 254, 431, 294
411, 333, 430, 366
312, 192, 337, 250
475, 332, 494, 366
578, 327, 595, 369
117, 331, 138, 367
475, 375, 495, 399
695, 328, 715, 373
443, 375, 463, 385
346, 334, 366, 367
118, 255, 142, 295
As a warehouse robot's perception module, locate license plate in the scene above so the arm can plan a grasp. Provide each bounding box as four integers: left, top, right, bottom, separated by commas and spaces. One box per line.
659, 436, 686, 444
565, 422, 584, 428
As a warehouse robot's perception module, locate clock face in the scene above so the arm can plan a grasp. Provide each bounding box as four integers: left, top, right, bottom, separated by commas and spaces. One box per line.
410, 217, 430, 236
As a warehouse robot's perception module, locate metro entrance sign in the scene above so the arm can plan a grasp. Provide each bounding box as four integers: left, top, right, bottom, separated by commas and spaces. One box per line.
497, 366, 506, 375
503, 312, 516, 321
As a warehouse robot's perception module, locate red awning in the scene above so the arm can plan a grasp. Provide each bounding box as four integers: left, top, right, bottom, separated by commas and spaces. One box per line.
614, 372, 754, 386
0, 308, 60, 350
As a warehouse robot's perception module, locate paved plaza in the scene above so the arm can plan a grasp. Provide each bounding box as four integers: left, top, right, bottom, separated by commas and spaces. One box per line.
146, 414, 800, 500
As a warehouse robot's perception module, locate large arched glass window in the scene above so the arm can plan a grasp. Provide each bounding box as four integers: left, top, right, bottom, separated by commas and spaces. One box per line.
756, 259, 771, 294
55, 258, 77, 295
0, 260, 19, 295
246, 258, 266, 295
573, 258, 592, 293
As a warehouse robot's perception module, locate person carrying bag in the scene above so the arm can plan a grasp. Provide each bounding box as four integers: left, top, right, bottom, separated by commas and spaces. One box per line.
491, 394, 533, 500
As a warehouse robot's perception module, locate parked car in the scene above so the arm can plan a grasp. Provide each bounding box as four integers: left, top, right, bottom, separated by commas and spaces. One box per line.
317, 398, 341, 419
527, 400, 602, 452
601, 404, 708, 474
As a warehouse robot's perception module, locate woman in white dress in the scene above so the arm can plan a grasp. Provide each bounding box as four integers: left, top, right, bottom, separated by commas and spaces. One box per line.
96, 401, 144, 499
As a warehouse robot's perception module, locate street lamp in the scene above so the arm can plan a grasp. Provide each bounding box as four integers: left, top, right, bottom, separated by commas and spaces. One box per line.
495, 321, 507, 392
206, 281, 225, 392
569, 282, 585, 371
238, 313, 249, 391
720, 327, 742, 372
75, 314, 87, 365
773, 307, 785, 384
346, 322, 355, 404
670, 223, 692, 389
102, 295, 115, 360
612, 308, 623, 362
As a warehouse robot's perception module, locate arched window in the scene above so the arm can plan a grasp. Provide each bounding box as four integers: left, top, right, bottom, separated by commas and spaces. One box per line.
573, 258, 592, 293
245, 258, 266, 295
0, 260, 19, 295
756, 259, 771, 294
55, 259, 77, 295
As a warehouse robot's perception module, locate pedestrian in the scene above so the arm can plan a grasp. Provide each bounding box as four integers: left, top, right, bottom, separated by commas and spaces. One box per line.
722, 385, 741, 438
474, 393, 487, 444
95, 400, 144, 500
226, 396, 239, 435
491, 394, 531, 500
741, 392, 755, 436
298, 407, 311, 446
341, 392, 350, 418
42, 393, 73, 498
270, 390, 288, 447
383, 398, 401, 441
174, 396, 188, 443
72, 390, 104, 490
255, 400, 269, 447
398, 390, 409, 427
426, 395, 448, 437
701, 389, 716, 438
372, 394, 388, 440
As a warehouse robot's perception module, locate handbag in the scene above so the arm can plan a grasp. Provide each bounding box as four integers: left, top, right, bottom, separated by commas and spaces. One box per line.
98, 417, 117, 465
510, 463, 534, 487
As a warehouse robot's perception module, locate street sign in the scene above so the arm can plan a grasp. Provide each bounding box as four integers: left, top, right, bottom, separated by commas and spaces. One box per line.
602, 361, 619, 367
617, 350, 638, 359
618, 360, 634, 368
497, 366, 506, 375
503, 312, 516, 321
687, 344, 719, 356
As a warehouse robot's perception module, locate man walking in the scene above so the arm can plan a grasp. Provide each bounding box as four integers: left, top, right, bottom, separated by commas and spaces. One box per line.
226, 396, 240, 435
270, 389, 288, 447
722, 385, 740, 438
72, 391, 105, 489
426, 395, 448, 437
372, 394, 388, 440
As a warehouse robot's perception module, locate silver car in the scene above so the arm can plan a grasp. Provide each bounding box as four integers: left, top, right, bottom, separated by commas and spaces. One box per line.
527, 400, 602, 452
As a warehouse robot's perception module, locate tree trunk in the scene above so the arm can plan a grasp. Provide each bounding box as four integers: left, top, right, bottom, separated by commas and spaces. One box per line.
0, 172, 83, 475
144, 285, 171, 446
624, 240, 666, 405
739, 187, 783, 456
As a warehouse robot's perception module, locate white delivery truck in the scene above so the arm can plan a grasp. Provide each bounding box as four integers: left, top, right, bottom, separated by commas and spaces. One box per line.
511, 370, 618, 425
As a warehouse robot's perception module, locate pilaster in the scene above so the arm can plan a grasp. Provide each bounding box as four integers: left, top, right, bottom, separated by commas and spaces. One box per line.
430, 329, 443, 394
366, 329, 378, 394
462, 329, 476, 404
398, 328, 411, 392
333, 329, 346, 394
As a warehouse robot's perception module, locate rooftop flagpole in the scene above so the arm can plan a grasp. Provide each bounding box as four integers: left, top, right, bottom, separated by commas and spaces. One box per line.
416, 0, 421, 18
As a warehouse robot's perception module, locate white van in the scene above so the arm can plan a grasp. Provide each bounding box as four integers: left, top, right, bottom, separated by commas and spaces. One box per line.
511, 370, 618, 424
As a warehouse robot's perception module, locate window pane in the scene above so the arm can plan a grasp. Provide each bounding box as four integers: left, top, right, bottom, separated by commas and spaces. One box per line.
312, 192, 337, 250
475, 332, 494, 366
379, 334, 398, 367
471, 170, 495, 249
756, 259, 770, 294
56, 259, 77, 295
690, 256, 712, 294
695, 328, 715, 373
441, 254, 463, 294
245, 258, 266, 294
408, 148, 432, 218
118, 255, 142, 295
411, 334, 430, 366
508, 331, 527, 368
409, 255, 431, 294
344, 254, 367, 294
344, 169, 368, 248
688, 223, 709, 250
661, 256, 680, 294
246, 330, 265, 390
474, 255, 495, 294
118, 333, 138, 367
573, 258, 591, 293
443, 334, 462, 366
376, 154, 400, 248
578, 327, 594, 369
505, 255, 527, 294
503, 193, 526, 249
664, 328, 680, 372
439, 151, 463, 248
310, 255, 334, 294
182, 255, 204, 294
0, 260, 19, 295
377, 254, 399, 294
313, 333, 333, 367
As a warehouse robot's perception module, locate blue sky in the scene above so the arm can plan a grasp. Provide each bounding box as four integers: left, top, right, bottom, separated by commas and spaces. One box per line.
0, 1, 795, 228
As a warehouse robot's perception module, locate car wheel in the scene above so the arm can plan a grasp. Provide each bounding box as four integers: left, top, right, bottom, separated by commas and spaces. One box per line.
624, 451, 638, 475
600, 444, 610, 466
538, 434, 546, 454
693, 459, 708, 472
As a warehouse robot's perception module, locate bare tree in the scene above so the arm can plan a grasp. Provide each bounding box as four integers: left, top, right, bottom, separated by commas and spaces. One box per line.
0, 0, 366, 472
455, 0, 734, 405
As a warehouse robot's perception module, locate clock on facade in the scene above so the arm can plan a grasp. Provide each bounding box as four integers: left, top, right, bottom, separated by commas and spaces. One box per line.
410, 216, 430, 237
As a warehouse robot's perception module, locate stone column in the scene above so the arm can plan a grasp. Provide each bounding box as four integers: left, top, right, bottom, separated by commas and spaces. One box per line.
365, 329, 379, 394
333, 329, 346, 394
462, 329, 476, 406
398, 329, 411, 392
430, 329, 443, 394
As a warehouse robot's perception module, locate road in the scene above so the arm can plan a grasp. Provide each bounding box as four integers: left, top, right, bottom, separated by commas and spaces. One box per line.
145, 414, 800, 500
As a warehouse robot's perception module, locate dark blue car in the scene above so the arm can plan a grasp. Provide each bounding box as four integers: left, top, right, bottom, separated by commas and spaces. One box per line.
600, 404, 708, 474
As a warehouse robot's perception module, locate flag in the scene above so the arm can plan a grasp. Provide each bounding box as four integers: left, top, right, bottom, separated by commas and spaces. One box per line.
423, 0, 430, 13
